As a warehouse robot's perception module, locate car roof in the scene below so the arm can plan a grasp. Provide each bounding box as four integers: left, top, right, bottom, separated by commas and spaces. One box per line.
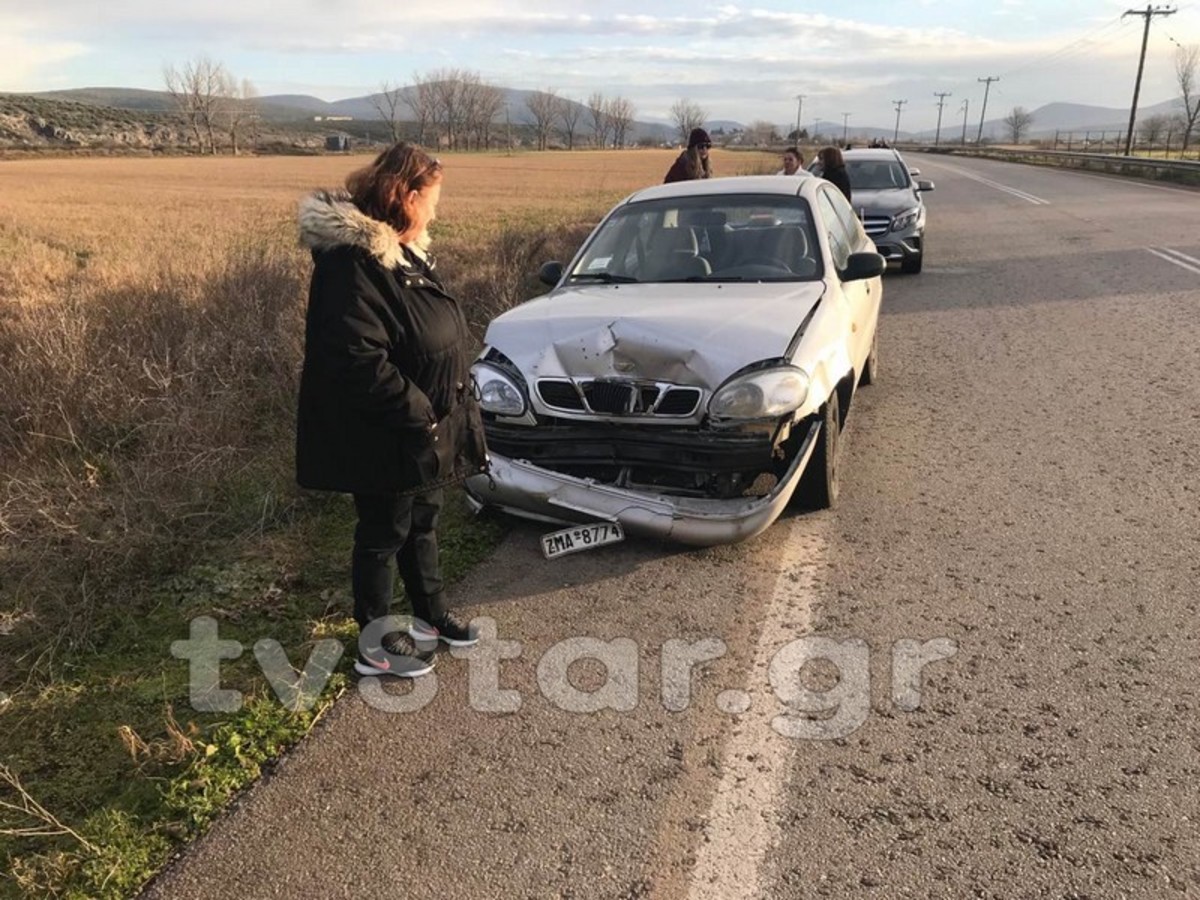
842, 148, 905, 161
623, 174, 817, 205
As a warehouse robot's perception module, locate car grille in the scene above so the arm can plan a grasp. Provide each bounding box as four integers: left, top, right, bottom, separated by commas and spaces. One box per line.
656, 388, 701, 416
860, 215, 891, 237
537, 380, 584, 411
537, 379, 701, 417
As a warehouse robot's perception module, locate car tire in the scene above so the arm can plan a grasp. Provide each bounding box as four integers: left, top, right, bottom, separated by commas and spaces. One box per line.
900, 251, 923, 274
793, 390, 840, 510
860, 330, 879, 387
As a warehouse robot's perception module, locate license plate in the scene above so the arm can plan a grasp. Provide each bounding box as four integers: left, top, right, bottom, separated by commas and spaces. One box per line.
541, 522, 625, 559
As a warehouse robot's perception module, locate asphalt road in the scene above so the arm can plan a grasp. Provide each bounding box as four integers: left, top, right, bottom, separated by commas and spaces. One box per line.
144, 156, 1200, 900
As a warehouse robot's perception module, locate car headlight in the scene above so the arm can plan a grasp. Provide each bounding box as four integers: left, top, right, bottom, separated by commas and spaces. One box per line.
891, 206, 921, 232
471, 362, 526, 416
708, 366, 810, 419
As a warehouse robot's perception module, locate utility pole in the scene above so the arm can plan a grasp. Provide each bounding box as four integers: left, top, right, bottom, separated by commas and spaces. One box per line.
960, 98, 970, 145
1122, 5, 1176, 156
795, 94, 806, 141
976, 76, 999, 143
842, 112, 851, 145
892, 99, 907, 144
933, 92, 952, 146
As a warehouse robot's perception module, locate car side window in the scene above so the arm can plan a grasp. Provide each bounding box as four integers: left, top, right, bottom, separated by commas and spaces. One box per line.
817, 189, 853, 270
824, 186, 869, 248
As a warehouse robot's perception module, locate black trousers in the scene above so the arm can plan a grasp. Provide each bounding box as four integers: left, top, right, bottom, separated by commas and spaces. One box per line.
351, 489, 447, 631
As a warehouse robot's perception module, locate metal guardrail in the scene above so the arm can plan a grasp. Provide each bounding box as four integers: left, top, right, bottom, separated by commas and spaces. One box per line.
899, 144, 1200, 185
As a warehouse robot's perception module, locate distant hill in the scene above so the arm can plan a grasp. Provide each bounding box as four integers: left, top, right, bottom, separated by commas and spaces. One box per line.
19, 83, 1185, 150
910, 98, 1186, 141
31, 87, 176, 112
24, 85, 700, 145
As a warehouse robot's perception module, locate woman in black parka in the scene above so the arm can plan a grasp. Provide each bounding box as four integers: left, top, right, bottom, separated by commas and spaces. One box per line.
296, 142, 487, 678
816, 145, 852, 203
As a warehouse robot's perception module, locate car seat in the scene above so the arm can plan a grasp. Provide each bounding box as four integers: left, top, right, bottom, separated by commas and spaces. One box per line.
645, 226, 711, 280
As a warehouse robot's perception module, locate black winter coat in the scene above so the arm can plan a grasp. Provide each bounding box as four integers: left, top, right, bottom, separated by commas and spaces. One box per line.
822, 164, 852, 203
663, 151, 694, 184
295, 190, 487, 495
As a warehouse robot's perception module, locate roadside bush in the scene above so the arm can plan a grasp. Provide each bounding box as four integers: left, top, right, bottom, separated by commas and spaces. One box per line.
0, 238, 307, 687
441, 219, 596, 337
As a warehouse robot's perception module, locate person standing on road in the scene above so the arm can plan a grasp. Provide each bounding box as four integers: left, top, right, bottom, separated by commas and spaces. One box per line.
816, 146, 852, 202
777, 147, 804, 175
296, 142, 488, 679
664, 127, 713, 183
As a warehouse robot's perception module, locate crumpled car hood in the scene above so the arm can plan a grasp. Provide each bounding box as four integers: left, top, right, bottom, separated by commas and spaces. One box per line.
484, 282, 825, 389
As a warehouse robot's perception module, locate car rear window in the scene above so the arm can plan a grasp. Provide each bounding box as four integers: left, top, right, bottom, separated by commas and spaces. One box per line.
845, 160, 910, 190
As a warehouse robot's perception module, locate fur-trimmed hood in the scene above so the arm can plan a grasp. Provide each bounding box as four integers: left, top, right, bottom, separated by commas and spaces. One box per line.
298, 189, 429, 269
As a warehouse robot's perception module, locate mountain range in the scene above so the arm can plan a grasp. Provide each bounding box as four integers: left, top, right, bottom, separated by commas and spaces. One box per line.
4, 85, 1189, 145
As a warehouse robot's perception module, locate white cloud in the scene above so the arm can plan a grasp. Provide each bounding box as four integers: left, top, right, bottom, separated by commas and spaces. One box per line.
0, 30, 89, 90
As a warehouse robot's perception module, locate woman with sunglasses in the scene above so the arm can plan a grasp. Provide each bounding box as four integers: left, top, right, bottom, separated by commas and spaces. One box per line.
297, 142, 488, 678
664, 127, 713, 183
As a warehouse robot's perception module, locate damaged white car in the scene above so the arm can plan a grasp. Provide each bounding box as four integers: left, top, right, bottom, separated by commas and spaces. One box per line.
464, 175, 884, 548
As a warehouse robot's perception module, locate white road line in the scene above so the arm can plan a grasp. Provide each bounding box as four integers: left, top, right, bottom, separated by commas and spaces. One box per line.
932, 162, 1050, 204
1147, 247, 1200, 275
686, 520, 825, 900
1158, 247, 1200, 267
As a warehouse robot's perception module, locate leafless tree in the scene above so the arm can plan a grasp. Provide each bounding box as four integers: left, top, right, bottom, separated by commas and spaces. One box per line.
370, 80, 407, 142
587, 92, 611, 147
1003, 106, 1034, 144
1177, 43, 1200, 152
669, 98, 707, 145
606, 96, 636, 148
404, 74, 437, 146
746, 120, 780, 146
525, 88, 560, 150
428, 68, 470, 149
558, 96, 583, 150
163, 56, 230, 154
463, 77, 504, 150
1139, 113, 1171, 147
223, 77, 258, 155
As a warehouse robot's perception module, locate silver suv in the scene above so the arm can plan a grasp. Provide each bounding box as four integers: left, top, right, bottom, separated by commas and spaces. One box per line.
811, 148, 933, 274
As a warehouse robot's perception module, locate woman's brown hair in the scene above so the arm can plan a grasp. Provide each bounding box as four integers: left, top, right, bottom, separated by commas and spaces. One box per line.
345, 142, 443, 231
818, 145, 844, 167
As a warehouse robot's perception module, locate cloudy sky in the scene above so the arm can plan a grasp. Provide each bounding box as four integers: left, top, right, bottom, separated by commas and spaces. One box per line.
3, 1, 1199, 130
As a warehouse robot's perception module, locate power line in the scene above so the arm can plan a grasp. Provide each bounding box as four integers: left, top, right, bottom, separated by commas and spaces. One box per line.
998, 16, 1133, 79
1122, 5, 1177, 155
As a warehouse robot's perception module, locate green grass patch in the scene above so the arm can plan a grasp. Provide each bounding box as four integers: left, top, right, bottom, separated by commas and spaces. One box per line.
0, 488, 504, 899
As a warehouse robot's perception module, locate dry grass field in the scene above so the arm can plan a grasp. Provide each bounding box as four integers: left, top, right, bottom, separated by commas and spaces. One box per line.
0, 147, 776, 898
0, 149, 770, 282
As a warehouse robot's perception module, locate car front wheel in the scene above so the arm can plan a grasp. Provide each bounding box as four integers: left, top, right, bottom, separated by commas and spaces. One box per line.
793, 390, 840, 510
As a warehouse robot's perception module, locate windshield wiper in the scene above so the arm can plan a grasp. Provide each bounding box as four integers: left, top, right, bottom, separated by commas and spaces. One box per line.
568, 272, 639, 283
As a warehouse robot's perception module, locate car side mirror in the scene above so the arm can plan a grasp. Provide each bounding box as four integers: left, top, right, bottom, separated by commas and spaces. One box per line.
538, 261, 564, 286
917, 180, 935, 192
843, 252, 886, 281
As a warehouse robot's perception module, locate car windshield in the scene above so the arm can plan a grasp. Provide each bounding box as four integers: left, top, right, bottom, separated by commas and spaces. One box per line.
845, 160, 911, 191
568, 193, 822, 284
